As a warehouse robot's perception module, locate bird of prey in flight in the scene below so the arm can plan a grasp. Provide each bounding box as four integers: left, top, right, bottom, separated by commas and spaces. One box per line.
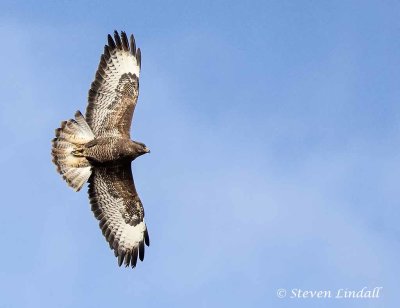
51, 31, 150, 268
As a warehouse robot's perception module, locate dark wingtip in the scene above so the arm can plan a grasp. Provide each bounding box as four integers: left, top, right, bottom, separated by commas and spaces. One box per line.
113, 30, 122, 49
139, 240, 145, 261
124, 252, 131, 267
118, 250, 125, 267
74, 110, 83, 118
129, 34, 136, 56
131, 247, 138, 268
103, 45, 111, 59
121, 31, 129, 51
136, 48, 141, 69
144, 228, 150, 246
107, 34, 116, 49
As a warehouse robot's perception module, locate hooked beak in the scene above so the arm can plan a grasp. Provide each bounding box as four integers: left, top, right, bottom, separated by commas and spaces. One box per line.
144, 147, 150, 153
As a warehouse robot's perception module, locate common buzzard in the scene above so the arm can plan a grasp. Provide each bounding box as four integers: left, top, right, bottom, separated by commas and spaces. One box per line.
51, 31, 150, 268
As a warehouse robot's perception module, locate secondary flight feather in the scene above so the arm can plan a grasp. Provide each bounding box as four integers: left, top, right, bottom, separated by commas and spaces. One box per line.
51, 31, 150, 268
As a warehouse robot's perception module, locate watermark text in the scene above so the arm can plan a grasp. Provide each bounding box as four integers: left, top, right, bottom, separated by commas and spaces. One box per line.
276, 287, 383, 299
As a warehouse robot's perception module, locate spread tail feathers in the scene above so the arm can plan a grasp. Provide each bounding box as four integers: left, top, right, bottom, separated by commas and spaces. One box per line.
51, 111, 95, 191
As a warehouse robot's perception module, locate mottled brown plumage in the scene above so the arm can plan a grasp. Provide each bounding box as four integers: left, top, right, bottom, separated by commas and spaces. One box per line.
51, 31, 150, 268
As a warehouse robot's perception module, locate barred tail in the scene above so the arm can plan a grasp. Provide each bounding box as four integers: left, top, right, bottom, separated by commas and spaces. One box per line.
51, 111, 95, 192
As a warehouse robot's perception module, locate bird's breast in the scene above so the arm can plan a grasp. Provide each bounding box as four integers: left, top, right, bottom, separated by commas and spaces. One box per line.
84, 137, 131, 163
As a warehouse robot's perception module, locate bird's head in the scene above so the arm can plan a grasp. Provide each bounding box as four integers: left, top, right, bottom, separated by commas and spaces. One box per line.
131, 140, 150, 158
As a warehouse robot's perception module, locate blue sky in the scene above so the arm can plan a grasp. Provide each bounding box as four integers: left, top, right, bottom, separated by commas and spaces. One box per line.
1, 1, 400, 307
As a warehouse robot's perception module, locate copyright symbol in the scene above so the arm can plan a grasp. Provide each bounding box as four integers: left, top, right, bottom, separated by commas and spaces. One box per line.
277, 288, 287, 298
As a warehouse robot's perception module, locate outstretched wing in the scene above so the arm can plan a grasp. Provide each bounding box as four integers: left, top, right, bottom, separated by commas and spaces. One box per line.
86, 31, 141, 138
88, 162, 149, 268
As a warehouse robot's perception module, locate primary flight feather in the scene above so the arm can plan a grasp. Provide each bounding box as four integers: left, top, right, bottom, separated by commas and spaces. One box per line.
51, 31, 150, 268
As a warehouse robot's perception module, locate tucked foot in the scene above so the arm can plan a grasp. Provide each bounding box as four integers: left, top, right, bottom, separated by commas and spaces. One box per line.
71, 149, 85, 157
